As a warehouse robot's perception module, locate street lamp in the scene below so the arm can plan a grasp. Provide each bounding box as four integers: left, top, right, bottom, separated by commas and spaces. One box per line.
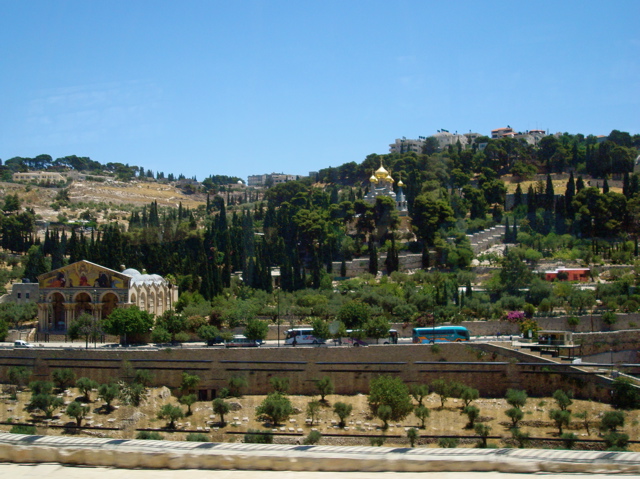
276, 288, 281, 348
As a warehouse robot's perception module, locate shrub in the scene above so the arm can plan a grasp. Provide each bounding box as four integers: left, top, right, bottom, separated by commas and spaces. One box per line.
244, 429, 273, 444
407, 427, 419, 447
438, 437, 458, 448
369, 437, 386, 446
611, 377, 640, 410
510, 428, 530, 448
8, 366, 32, 390
409, 384, 429, 406
602, 311, 617, 325
303, 430, 322, 445
10, 425, 36, 435
186, 433, 210, 442
136, 431, 164, 440
561, 432, 577, 449
604, 432, 629, 451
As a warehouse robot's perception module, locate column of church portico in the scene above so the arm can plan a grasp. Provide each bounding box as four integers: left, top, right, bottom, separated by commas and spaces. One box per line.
37, 304, 48, 330
64, 305, 74, 330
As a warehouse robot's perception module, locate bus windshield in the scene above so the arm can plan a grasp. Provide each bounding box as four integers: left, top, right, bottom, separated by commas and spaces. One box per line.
412, 326, 470, 343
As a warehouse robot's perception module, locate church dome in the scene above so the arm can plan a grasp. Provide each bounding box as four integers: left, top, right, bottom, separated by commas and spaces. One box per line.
369, 173, 378, 183
397, 179, 404, 187
375, 164, 389, 179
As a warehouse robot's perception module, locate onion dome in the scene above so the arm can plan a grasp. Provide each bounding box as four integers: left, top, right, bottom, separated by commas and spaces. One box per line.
369, 172, 378, 183
397, 179, 404, 187
375, 164, 389, 179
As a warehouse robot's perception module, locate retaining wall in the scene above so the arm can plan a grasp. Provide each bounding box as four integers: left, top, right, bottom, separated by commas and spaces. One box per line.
0, 342, 616, 402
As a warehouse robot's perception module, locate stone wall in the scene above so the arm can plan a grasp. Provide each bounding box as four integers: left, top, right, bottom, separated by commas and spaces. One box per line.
0, 342, 617, 402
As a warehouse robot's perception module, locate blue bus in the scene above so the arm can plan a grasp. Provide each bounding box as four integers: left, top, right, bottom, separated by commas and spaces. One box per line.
412, 326, 470, 343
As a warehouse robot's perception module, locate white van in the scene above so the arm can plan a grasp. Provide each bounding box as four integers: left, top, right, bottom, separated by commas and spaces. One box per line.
14, 340, 34, 348
284, 328, 325, 345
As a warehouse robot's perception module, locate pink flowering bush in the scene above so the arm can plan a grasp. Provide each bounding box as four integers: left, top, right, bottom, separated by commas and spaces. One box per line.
506, 311, 525, 323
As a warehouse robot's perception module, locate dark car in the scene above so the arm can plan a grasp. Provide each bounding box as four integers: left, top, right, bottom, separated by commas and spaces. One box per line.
225, 335, 261, 348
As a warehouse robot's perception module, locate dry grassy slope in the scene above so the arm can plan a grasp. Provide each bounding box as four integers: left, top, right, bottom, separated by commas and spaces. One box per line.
1, 387, 638, 450
0, 180, 208, 224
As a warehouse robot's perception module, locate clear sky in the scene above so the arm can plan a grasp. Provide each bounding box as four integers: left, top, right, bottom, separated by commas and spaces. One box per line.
1, 1, 638, 182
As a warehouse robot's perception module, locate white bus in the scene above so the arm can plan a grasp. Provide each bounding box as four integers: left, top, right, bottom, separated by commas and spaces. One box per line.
284, 328, 326, 345
337, 329, 399, 346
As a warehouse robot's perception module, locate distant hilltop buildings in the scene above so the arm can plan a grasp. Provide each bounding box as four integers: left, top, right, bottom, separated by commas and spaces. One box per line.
247, 173, 302, 187
389, 127, 551, 154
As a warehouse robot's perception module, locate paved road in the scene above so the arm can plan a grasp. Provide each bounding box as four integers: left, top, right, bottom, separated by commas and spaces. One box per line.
0, 464, 631, 479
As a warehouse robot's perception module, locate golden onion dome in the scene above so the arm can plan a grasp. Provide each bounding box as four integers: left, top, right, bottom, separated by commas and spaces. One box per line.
397, 179, 404, 187
375, 164, 389, 179
369, 173, 378, 183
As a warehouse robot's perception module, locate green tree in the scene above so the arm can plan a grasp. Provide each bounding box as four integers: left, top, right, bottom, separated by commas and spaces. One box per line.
306, 400, 321, 426
158, 404, 184, 429
549, 409, 571, 435
244, 318, 269, 342
66, 401, 89, 427
505, 389, 528, 409
337, 301, 371, 329
315, 376, 334, 402
368, 375, 414, 425
430, 379, 455, 408
23, 245, 48, 282
228, 375, 248, 398
611, 377, 640, 410
136, 431, 164, 440
68, 313, 101, 349
8, 366, 32, 390
102, 306, 154, 344
180, 372, 201, 395
410, 384, 429, 407
414, 405, 430, 428
552, 389, 573, 411
311, 317, 331, 344
600, 411, 625, 432
75, 377, 98, 402
179, 394, 197, 416
333, 402, 353, 428
197, 324, 221, 345
505, 407, 524, 427
98, 383, 119, 412
303, 430, 322, 445
212, 398, 230, 425
269, 376, 289, 394
463, 405, 480, 429
474, 423, 491, 448
28, 393, 63, 419
461, 387, 479, 408
364, 316, 390, 343
52, 368, 76, 391
498, 250, 533, 295
256, 392, 294, 426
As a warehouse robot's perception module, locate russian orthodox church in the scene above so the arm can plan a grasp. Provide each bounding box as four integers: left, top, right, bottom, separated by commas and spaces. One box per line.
363, 161, 408, 216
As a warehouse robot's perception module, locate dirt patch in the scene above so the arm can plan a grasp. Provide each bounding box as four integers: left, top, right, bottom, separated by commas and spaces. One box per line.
1, 386, 638, 450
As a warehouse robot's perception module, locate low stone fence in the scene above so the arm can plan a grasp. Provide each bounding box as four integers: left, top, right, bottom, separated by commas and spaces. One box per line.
0, 433, 638, 473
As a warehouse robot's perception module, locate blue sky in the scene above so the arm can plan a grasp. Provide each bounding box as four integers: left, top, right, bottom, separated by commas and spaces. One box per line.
1, 1, 638, 182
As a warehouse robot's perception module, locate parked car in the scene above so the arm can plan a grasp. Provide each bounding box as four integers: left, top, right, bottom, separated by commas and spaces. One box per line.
14, 340, 34, 348
225, 335, 261, 348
